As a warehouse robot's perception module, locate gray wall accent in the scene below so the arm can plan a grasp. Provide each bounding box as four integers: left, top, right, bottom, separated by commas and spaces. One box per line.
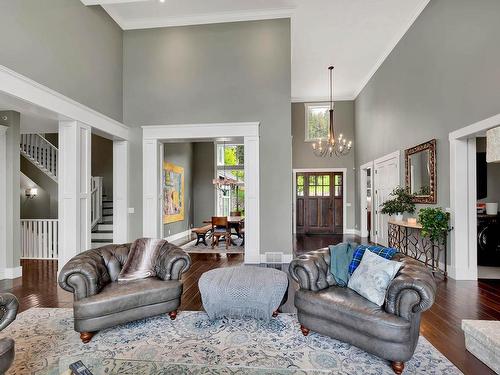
163, 143, 194, 236
193, 142, 215, 227
292, 101, 355, 230
20, 172, 51, 219
124, 19, 292, 254
20, 155, 58, 219
0, 111, 21, 269
477, 137, 500, 205
354, 0, 500, 229
0, 0, 123, 122
91, 134, 113, 199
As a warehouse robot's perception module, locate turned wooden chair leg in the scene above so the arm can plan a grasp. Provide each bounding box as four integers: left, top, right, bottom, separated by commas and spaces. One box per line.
391, 361, 404, 374
300, 325, 310, 336
168, 310, 178, 320
80, 332, 95, 344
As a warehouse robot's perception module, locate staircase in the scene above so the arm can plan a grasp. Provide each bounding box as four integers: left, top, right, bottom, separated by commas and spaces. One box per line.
20, 134, 58, 182
91, 198, 114, 248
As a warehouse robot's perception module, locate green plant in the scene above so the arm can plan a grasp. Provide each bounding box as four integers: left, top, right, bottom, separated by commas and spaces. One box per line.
418, 207, 450, 242
380, 186, 416, 215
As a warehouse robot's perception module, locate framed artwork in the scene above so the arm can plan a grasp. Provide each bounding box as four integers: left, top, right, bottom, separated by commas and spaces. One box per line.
162, 162, 184, 224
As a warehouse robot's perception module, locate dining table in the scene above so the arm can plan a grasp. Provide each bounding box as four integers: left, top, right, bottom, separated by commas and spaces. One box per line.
203, 216, 244, 245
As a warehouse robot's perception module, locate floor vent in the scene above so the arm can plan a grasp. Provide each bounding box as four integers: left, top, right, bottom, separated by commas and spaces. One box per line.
265, 252, 283, 264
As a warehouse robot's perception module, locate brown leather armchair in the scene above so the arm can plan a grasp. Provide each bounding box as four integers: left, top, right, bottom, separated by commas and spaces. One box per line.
58, 242, 191, 343
289, 248, 436, 374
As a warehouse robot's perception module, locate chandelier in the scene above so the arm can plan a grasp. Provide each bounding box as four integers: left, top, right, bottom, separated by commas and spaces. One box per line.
312, 66, 353, 157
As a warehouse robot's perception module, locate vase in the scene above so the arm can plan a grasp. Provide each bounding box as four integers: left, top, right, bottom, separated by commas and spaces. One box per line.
394, 213, 404, 221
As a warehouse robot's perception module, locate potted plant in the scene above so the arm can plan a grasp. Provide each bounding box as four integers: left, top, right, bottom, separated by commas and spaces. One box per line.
418, 207, 450, 243
380, 186, 416, 221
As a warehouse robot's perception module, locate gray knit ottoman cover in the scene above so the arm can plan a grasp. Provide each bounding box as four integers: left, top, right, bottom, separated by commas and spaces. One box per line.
199, 266, 289, 321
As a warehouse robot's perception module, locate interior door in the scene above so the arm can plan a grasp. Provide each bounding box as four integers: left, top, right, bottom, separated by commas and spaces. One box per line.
296, 172, 343, 234
374, 154, 400, 246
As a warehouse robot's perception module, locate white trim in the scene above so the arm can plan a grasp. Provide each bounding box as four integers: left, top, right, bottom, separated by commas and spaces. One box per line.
164, 229, 192, 243
103, 6, 295, 30
449, 113, 500, 280
353, 0, 430, 99
0, 65, 130, 140
292, 95, 356, 103
81, 0, 149, 5
259, 253, 293, 264
0, 266, 22, 280
113, 140, 129, 243
292, 168, 347, 234
142, 122, 260, 264
344, 229, 361, 236
0, 126, 8, 278
359, 161, 374, 238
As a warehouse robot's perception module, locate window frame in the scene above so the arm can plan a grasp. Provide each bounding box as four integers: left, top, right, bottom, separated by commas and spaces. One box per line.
304, 102, 331, 142
214, 142, 245, 216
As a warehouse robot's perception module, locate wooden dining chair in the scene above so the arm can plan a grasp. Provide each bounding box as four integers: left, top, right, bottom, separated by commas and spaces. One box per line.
230, 211, 242, 217
211, 216, 230, 249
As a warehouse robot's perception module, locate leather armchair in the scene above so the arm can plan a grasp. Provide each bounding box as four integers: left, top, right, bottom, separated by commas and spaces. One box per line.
58, 242, 191, 343
0, 293, 19, 374
289, 248, 436, 375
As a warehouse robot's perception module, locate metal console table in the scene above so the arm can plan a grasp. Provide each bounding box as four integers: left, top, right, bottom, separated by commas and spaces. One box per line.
388, 219, 447, 277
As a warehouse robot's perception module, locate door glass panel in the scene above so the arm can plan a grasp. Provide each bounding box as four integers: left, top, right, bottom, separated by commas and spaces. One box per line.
334, 174, 342, 185
309, 186, 316, 196
323, 175, 330, 185
317, 176, 323, 185
297, 175, 304, 186
309, 176, 316, 185
323, 186, 330, 196
297, 175, 304, 196
335, 186, 342, 197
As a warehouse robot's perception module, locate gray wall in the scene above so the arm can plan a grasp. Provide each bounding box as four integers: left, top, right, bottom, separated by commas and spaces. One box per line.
163, 143, 194, 236
20, 173, 51, 219
0, 111, 21, 269
0, 0, 123, 122
477, 137, 500, 205
193, 142, 215, 227
91, 134, 113, 199
292, 101, 355, 230
20, 156, 58, 219
124, 19, 292, 254
354, 0, 500, 229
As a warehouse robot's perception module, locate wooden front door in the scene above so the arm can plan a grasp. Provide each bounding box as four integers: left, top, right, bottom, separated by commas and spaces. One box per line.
296, 172, 343, 234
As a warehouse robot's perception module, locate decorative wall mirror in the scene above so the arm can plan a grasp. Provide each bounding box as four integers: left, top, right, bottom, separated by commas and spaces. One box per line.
405, 139, 437, 204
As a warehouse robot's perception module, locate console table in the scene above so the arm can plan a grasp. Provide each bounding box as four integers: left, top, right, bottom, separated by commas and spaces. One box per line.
388, 219, 447, 277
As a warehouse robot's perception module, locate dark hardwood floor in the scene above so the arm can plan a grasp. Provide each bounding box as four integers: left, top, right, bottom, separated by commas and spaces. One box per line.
1, 240, 498, 375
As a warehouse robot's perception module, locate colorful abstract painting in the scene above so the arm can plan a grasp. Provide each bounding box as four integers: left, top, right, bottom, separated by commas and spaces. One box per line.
163, 162, 184, 224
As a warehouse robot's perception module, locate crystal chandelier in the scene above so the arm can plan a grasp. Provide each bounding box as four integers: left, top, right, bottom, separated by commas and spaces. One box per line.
312, 66, 353, 157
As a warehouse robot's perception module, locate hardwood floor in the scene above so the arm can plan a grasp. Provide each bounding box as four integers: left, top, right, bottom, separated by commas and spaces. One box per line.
1, 248, 498, 375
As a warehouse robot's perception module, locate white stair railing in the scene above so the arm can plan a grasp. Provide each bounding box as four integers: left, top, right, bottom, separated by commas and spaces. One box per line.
91, 177, 104, 229
20, 133, 58, 182
21, 219, 59, 259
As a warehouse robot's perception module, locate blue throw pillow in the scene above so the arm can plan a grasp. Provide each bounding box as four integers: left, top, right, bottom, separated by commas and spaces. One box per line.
348, 245, 398, 275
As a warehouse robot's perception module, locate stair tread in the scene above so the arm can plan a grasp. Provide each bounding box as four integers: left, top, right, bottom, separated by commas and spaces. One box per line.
91, 239, 114, 243
92, 230, 113, 234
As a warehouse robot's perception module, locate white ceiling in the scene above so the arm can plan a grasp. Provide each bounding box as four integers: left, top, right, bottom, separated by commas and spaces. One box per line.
83, 0, 430, 101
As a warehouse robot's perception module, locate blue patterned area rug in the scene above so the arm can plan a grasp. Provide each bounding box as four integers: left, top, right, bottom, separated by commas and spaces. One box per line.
3, 309, 461, 374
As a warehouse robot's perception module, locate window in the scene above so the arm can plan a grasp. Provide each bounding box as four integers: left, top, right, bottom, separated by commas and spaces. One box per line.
305, 103, 330, 141
215, 143, 245, 216
308, 175, 331, 197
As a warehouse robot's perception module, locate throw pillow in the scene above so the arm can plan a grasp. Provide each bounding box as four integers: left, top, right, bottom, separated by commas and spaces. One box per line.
348, 244, 397, 275
328, 242, 357, 287
347, 250, 402, 306
118, 238, 166, 281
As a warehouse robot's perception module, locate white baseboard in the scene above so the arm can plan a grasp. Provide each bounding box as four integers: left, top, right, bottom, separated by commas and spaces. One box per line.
259, 252, 293, 264
164, 229, 192, 242
344, 229, 361, 236
0, 266, 22, 280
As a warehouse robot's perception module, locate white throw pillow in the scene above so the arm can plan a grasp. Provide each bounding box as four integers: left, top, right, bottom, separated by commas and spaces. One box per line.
347, 250, 402, 306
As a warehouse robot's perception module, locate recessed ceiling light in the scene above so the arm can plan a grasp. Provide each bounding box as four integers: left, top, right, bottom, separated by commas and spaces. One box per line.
159, 0, 165, 3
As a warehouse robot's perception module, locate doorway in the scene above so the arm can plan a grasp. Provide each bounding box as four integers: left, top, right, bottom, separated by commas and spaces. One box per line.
360, 161, 374, 239
373, 151, 400, 246
294, 170, 344, 235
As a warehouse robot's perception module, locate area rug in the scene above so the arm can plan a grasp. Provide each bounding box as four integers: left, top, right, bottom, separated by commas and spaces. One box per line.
182, 238, 244, 254
3, 309, 461, 375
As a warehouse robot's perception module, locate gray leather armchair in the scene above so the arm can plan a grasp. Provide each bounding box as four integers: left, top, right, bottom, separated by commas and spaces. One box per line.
289, 249, 436, 374
0, 293, 19, 374
58, 242, 191, 343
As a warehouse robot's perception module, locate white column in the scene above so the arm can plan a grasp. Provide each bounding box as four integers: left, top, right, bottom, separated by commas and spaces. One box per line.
244, 135, 260, 263
0, 126, 8, 277
143, 138, 161, 238
58, 121, 91, 271
113, 140, 129, 243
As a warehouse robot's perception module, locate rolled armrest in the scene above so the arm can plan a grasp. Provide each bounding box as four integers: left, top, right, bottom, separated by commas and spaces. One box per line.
289, 249, 332, 292
58, 248, 113, 300
385, 258, 437, 320
0, 293, 18, 331
155, 243, 191, 281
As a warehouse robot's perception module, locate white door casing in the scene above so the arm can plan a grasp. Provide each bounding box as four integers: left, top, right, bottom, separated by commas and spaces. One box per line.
359, 161, 374, 238
373, 151, 400, 246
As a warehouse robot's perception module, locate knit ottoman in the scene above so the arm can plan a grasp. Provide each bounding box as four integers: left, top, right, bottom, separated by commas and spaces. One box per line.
199, 266, 289, 321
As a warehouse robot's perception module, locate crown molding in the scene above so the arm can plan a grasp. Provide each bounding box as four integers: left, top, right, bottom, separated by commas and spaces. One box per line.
81, 0, 149, 5
353, 0, 430, 100
103, 6, 295, 30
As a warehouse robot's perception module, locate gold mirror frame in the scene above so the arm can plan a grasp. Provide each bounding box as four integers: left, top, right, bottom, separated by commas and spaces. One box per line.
405, 139, 437, 204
